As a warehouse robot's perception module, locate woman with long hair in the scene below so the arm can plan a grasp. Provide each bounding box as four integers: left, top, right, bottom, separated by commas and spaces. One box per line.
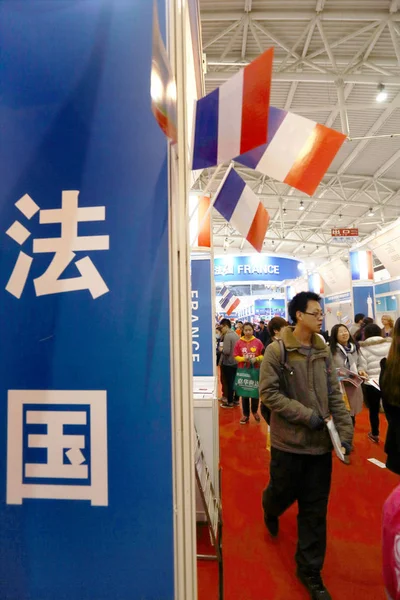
329, 324, 367, 426
381, 314, 394, 338
359, 323, 392, 443
233, 322, 264, 424
380, 317, 400, 473
354, 317, 374, 343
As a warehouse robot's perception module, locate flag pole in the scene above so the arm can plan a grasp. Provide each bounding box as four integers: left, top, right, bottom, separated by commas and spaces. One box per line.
190, 163, 234, 247
188, 163, 225, 224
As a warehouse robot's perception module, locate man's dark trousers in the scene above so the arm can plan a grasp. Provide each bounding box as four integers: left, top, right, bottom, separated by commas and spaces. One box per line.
220, 364, 237, 405
262, 447, 332, 573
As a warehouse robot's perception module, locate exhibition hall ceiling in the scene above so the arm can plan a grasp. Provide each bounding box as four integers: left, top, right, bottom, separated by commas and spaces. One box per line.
197, 0, 400, 263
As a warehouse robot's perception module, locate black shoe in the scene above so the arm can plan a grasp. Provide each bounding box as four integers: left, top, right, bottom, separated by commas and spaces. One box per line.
297, 569, 332, 600
263, 513, 279, 537
221, 402, 234, 409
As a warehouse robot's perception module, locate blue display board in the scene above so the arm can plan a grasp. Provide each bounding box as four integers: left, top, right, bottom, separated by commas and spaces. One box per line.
375, 279, 400, 294
353, 285, 375, 319
214, 255, 300, 283
0, 2, 174, 599
191, 257, 214, 376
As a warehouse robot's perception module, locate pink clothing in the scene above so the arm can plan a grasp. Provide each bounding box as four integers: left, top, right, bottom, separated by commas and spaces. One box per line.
233, 336, 264, 368
383, 484, 400, 600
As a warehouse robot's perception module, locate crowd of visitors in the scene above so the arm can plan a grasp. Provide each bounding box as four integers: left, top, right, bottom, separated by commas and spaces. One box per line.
217, 297, 400, 599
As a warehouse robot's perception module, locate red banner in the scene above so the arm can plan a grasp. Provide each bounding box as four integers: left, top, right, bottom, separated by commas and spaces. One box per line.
331, 228, 359, 237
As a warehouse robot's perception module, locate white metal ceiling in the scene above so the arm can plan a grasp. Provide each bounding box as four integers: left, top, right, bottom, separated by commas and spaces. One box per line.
196, 0, 400, 264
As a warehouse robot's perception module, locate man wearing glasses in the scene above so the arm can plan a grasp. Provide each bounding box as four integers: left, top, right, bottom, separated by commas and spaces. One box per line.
259, 291, 353, 600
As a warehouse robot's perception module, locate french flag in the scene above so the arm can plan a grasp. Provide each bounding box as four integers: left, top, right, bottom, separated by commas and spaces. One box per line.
189, 195, 211, 249
191, 48, 274, 170
236, 107, 346, 196
219, 286, 240, 316
350, 250, 374, 281
213, 167, 270, 253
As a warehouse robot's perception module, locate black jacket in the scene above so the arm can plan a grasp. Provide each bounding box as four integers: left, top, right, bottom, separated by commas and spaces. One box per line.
380, 358, 400, 474
256, 327, 271, 349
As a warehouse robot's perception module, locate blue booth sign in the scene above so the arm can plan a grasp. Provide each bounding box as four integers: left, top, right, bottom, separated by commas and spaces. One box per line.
0, 3, 174, 599
191, 257, 214, 377
325, 291, 352, 304
214, 255, 300, 283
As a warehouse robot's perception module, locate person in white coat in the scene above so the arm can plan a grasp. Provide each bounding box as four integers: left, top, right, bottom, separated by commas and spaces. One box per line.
329, 324, 367, 427
359, 323, 392, 443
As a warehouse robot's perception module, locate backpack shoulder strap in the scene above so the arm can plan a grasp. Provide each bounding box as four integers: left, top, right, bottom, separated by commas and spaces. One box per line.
277, 339, 294, 375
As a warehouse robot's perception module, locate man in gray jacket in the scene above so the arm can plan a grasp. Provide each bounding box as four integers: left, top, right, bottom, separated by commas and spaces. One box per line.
219, 318, 239, 408
259, 291, 353, 600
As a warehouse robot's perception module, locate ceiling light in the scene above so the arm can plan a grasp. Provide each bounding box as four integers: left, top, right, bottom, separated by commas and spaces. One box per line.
368, 207, 374, 217
376, 83, 388, 103
299, 201, 305, 211
338, 213, 342, 220
283, 208, 286, 215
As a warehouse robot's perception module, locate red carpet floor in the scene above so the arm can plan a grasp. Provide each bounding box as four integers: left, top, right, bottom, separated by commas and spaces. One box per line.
197, 403, 399, 600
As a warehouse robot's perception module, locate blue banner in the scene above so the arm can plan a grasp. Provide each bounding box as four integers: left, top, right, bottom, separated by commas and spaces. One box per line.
0, 3, 174, 599
214, 255, 300, 283
191, 257, 214, 376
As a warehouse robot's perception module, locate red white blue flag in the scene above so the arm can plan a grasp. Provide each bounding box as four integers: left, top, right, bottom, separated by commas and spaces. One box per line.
191, 48, 274, 170
219, 286, 240, 316
213, 167, 270, 253
236, 107, 346, 196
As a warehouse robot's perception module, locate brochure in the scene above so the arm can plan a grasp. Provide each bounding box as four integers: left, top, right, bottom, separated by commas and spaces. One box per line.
366, 378, 380, 391
336, 367, 364, 388
326, 418, 346, 462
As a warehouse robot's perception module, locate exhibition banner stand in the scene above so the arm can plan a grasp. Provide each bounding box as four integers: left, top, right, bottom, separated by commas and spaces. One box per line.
0, 2, 196, 599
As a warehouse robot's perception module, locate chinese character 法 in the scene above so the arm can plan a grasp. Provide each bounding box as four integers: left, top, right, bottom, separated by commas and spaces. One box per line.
5, 191, 109, 299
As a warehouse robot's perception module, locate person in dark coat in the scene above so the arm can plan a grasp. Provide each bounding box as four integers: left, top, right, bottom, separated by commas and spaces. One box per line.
256, 320, 271, 349
380, 317, 400, 474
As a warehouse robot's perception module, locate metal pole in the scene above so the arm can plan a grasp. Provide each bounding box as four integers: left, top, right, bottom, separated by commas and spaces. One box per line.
190, 164, 233, 247
188, 163, 224, 224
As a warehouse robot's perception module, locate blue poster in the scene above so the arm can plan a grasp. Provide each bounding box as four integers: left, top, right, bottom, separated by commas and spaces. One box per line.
0, 2, 174, 599
353, 285, 375, 319
191, 256, 214, 376
214, 255, 300, 283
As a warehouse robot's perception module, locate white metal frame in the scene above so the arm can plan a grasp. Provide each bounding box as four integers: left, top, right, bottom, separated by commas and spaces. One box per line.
169, 1, 197, 599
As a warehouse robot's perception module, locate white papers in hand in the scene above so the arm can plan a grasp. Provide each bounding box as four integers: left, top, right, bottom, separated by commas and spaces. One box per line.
366, 379, 380, 391
326, 418, 345, 462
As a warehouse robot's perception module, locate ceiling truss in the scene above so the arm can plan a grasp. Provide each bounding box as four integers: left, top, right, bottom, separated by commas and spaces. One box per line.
199, 0, 400, 261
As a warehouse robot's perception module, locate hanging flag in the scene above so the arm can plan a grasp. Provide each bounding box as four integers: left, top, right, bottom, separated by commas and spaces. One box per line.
219, 286, 240, 316
350, 250, 374, 281
191, 47, 274, 170
213, 167, 270, 253
151, 2, 177, 142
236, 106, 346, 196
189, 195, 211, 248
